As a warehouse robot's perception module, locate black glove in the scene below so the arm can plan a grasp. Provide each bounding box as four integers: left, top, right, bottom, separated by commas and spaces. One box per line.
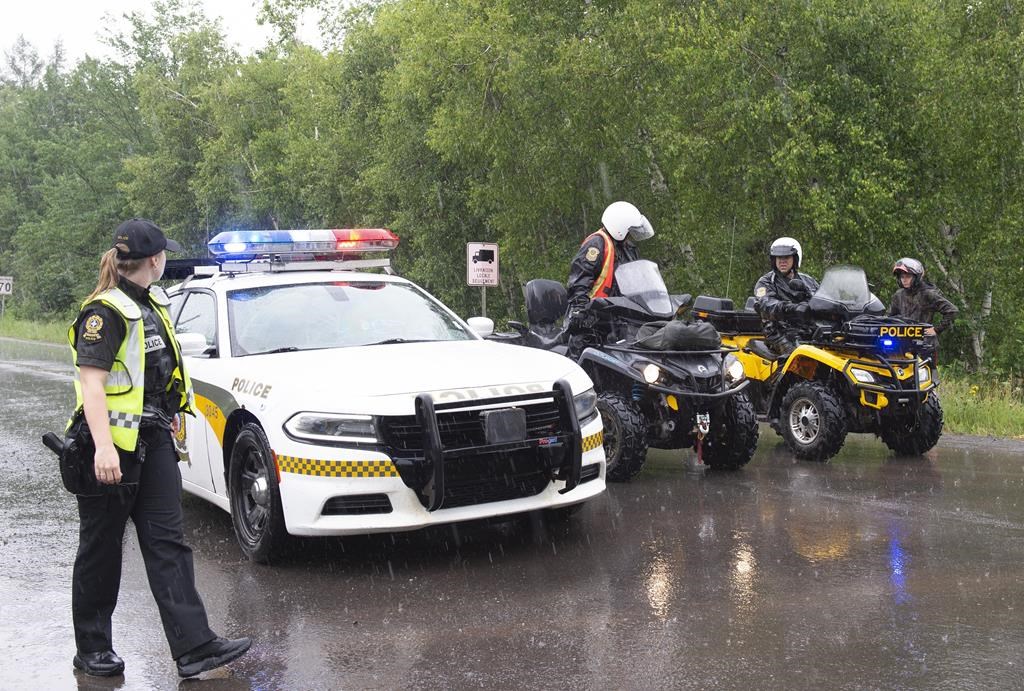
566, 307, 587, 332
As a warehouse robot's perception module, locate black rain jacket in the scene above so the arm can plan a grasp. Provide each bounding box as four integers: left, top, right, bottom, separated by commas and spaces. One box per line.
887, 282, 958, 334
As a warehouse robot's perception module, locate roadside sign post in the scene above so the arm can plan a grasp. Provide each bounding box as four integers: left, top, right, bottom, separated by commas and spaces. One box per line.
466, 243, 499, 318
0, 276, 11, 321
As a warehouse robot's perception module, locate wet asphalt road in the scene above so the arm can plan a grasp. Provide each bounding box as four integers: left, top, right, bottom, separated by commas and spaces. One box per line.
1, 337, 1023, 690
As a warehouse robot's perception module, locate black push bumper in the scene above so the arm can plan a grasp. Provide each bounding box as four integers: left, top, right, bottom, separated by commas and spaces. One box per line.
412, 379, 583, 511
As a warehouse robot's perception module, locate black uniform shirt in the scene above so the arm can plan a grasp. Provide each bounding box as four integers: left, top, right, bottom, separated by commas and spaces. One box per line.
74, 277, 178, 423
566, 232, 641, 305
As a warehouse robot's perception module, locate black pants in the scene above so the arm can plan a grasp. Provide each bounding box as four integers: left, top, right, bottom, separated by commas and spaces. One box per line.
72, 426, 215, 658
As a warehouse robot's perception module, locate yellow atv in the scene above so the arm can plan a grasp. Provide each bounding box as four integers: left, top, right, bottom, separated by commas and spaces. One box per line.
693, 266, 942, 461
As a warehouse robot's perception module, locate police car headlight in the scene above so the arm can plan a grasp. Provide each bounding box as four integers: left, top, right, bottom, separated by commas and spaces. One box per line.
642, 364, 661, 384
724, 354, 746, 384
850, 368, 876, 384
573, 388, 598, 423
284, 413, 377, 443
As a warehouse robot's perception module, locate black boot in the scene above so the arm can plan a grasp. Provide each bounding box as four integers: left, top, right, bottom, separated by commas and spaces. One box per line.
73, 650, 125, 677
176, 636, 252, 678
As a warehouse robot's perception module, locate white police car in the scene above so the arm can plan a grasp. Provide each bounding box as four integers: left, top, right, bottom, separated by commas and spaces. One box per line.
167, 228, 605, 562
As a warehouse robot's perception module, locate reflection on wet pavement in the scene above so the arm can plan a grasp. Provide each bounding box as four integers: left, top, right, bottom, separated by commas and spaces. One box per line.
2, 339, 1022, 689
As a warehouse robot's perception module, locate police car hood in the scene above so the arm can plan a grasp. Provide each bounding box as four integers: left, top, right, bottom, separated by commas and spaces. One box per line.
246, 340, 590, 415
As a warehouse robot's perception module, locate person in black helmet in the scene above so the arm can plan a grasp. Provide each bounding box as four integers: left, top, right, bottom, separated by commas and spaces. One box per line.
752, 236, 820, 356
887, 257, 958, 365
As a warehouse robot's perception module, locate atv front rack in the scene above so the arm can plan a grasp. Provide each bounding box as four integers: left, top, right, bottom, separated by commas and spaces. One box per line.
412, 379, 582, 511
593, 344, 750, 400
841, 353, 936, 408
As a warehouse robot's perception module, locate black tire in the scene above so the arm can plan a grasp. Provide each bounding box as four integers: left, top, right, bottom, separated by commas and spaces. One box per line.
229, 422, 290, 563
597, 391, 648, 482
702, 393, 760, 470
879, 394, 944, 455
779, 381, 848, 462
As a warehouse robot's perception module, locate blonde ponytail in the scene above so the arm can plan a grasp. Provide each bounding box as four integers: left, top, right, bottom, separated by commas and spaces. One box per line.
86, 248, 144, 302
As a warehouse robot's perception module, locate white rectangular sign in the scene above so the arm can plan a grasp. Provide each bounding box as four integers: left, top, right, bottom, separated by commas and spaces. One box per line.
466, 243, 499, 287
0, 276, 11, 295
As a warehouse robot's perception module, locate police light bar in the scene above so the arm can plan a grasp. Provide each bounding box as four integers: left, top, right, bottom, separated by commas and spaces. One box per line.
208, 228, 399, 260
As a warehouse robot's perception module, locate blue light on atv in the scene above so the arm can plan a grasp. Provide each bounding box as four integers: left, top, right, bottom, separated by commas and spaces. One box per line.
877, 336, 901, 353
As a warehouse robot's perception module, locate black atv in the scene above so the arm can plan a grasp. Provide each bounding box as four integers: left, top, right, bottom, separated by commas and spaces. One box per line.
505, 260, 759, 481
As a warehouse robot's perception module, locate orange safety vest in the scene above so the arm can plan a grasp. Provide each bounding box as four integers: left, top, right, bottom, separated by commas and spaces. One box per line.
585, 229, 616, 298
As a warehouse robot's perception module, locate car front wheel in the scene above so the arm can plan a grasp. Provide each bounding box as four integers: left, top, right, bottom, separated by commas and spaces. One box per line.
229, 422, 290, 563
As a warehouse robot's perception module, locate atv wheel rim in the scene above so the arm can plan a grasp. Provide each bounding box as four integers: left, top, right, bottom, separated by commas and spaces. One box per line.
789, 397, 820, 445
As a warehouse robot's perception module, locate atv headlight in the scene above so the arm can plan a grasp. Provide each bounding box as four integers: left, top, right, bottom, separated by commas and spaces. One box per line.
573, 388, 598, 423
918, 366, 930, 384
724, 354, 745, 384
850, 368, 876, 384
284, 413, 377, 443
642, 363, 661, 384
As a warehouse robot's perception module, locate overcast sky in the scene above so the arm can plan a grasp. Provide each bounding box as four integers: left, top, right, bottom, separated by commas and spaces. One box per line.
1, 0, 319, 63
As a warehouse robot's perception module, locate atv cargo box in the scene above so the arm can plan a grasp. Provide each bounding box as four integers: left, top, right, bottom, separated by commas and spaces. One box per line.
692, 295, 762, 334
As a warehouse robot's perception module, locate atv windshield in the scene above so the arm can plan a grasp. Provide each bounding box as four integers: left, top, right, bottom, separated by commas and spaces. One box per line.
813, 266, 875, 312
613, 260, 674, 317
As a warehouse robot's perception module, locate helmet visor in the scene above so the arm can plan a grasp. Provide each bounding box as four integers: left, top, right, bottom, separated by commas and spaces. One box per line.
627, 217, 654, 242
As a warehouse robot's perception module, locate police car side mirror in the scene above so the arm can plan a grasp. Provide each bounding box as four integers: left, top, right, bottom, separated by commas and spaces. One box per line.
466, 317, 495, 337
176, 331, 211, 357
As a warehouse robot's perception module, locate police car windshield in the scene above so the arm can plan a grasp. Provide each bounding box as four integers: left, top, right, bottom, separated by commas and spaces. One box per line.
814, 266, 872, 310
227, 281, 473, 356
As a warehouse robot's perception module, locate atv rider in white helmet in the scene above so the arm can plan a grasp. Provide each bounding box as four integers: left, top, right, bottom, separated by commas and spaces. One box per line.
565, 201, 655, 358
753, 236, 820, 356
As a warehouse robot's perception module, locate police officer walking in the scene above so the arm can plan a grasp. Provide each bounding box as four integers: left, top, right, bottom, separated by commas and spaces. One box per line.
565, 201, 654, 357
753, 236, 820, 356
68, 218, 251, 678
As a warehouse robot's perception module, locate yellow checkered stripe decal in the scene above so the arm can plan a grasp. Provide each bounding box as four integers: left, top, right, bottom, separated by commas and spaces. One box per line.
276, 456, 398, 478
582, 431, 604, 453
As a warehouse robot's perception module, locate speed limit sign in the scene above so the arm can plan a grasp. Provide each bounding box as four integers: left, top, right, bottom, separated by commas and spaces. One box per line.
0, 276, 11, 296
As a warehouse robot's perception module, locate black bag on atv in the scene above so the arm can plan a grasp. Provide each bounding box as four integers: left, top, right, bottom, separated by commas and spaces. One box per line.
633, 320, 722, 351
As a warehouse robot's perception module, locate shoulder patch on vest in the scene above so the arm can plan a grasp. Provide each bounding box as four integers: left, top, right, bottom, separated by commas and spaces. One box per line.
755, 286, 767, 298
585, 246, 600, 263
83, 314, 104, 342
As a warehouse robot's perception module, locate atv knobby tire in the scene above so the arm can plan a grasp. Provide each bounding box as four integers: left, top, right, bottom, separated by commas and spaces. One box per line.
879, 393, 944, 456
597, 392, 648, 482
780, 381, 848, 462
702, 393, 760, 470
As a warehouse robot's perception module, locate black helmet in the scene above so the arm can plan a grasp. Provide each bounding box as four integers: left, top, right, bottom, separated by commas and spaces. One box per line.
893, 257, 924, 289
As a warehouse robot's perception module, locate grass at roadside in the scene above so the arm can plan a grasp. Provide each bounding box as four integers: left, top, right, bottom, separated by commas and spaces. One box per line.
0, 316, 69, 344
940, 371, 1024, 438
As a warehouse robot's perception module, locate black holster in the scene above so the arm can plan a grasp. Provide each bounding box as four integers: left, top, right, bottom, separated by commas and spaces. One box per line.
42, 409, 98, 495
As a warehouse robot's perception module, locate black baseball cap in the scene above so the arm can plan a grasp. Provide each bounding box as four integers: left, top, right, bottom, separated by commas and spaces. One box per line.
113, 218, 181, 259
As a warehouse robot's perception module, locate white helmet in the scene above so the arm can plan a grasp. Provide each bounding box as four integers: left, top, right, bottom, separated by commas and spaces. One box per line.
601, 201, 654, 242
769, 236, 802, 269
